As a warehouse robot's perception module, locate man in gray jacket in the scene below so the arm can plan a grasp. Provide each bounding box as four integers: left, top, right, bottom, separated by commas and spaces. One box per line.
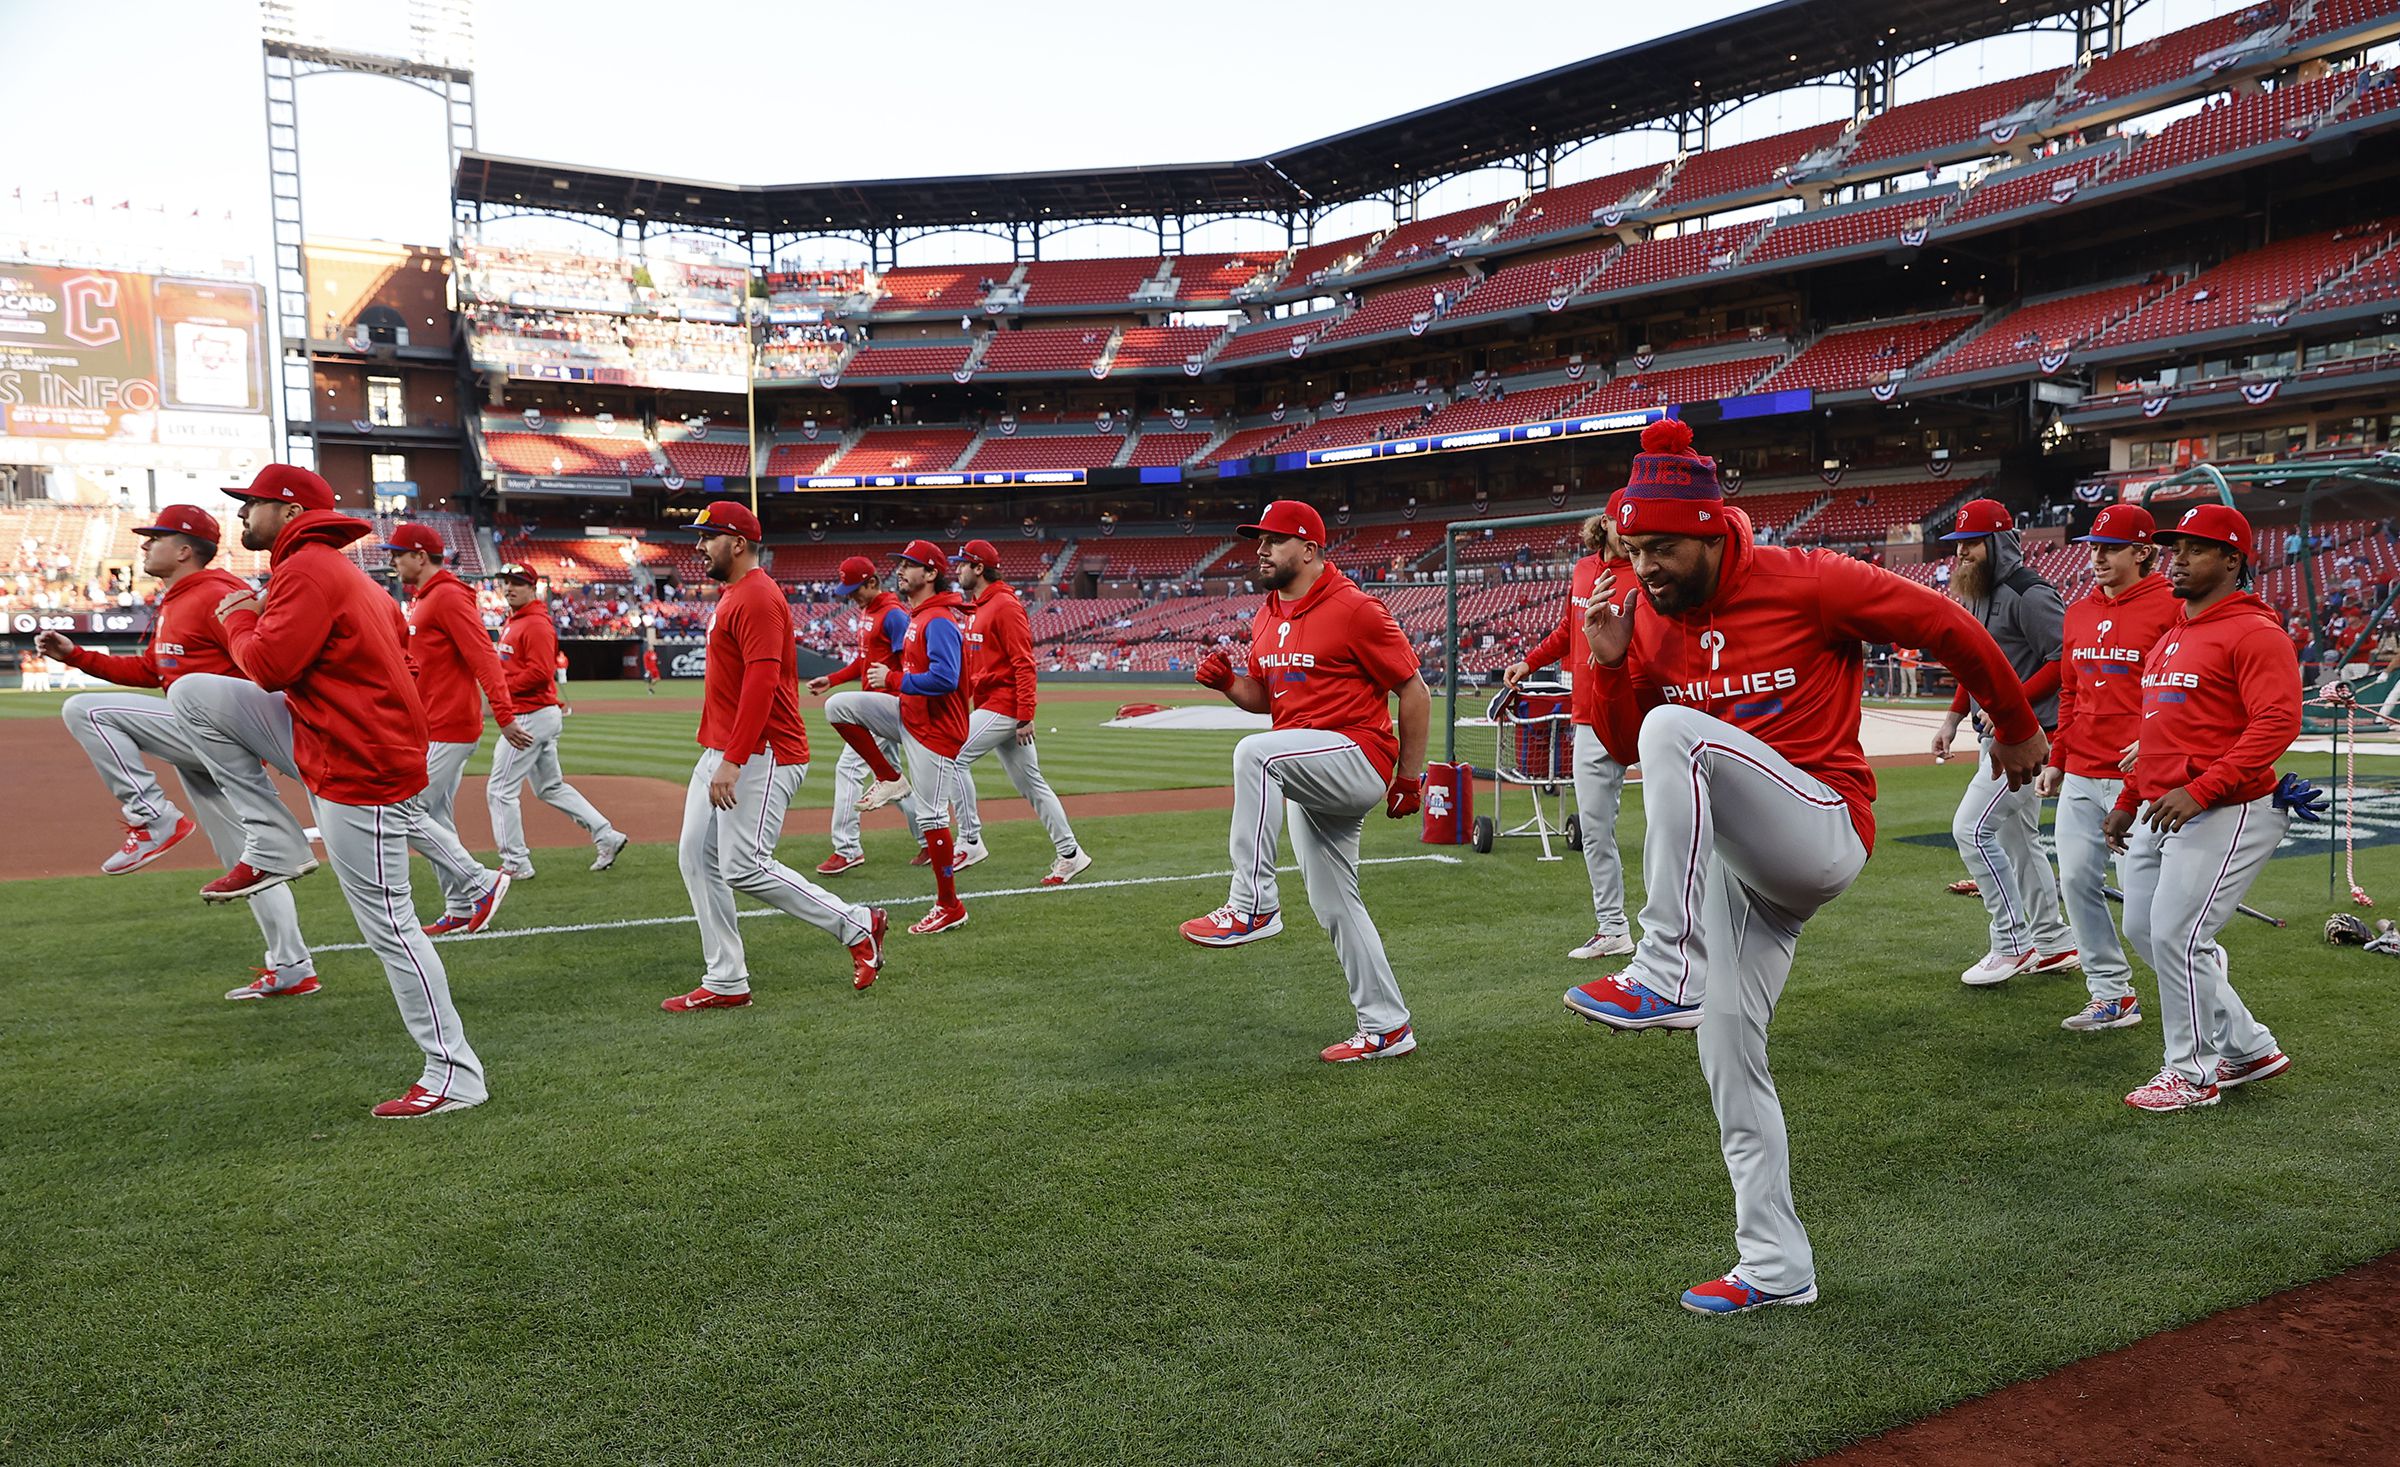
1932, 498, 2076, 985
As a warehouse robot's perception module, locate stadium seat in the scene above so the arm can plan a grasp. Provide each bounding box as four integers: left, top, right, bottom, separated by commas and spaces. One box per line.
1017, 257, 1166, 307
1580, 355, 1780, 412
1654, 121, 1848, 209
1757, 313, 1981, 393
1497, 162, 1669, 243
871, 264, 1006, 313
979, 329, 1109, 374
1586, 221, 1768, 293
1844, 69, 2067, 169
839, 342, 975, 378
962, 433, 1126, 472
1109, 325, 1225, 371
2095, 224, 2392, 347
1918, 280, 2170, 377
1450, 244, 1619, 319
1745, 193, 1953, 266
835, 427, 976, 474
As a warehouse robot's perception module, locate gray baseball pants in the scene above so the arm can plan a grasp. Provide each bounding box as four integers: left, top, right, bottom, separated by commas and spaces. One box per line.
1224, 729, 1409, 1035
679, 748, 877, 995
310, 792, 487, 1103
952, 708, 1079, 859
1952, 735, 2071, 957
823, 690, 923, 853
62, 688, 312, 984
2055, 773, 2134, 1002
1572, 724, 1629, 937
1619, 705, 1870, 1298
2120, 795, 2286, 1088
485, 704, 617, 873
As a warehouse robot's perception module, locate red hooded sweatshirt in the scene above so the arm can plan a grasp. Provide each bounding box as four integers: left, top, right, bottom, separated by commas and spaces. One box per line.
60, 565, 251, 689
1521, 551, 1636, 729
1590, 509, 2038, 853
964, 580, 1038, 721
404, 566, 516, 743
497, 600, 561, 712
1248, 563, 1421, 782
826, 589, 909, 689
897, 589, 970, 759
2049, 572, 2177, 779
2116, 590, 2301, 811
222, 510, 430, 806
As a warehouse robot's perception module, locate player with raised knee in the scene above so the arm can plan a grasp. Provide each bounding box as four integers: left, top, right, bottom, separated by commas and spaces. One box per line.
856, 541, 973, 935
1183, 499, 1431, 1064
812, 555, 926, 874
2105, 504, 2301, 1113
949, 538, 1091, 887
2039, 504, 2176, 1033
1562, 420, 2042, 1314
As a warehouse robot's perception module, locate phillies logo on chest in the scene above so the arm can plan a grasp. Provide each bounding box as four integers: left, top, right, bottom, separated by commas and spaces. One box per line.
1254, 617, 1317, 670
1656, 627, 1799, 706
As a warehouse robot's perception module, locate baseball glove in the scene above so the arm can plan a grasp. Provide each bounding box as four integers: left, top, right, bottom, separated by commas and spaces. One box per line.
2327, 912, 2373, 946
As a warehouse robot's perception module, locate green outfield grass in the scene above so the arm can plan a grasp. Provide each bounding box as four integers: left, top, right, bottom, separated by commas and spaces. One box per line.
3, 744, 2396, 1465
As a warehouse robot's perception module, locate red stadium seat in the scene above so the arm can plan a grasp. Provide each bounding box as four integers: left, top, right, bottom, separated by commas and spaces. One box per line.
1757, 313, 1981, 393
1654, 121, 1848, 209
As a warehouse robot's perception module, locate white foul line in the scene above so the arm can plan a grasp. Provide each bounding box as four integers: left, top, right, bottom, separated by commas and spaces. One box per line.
303, 854, 1466, 955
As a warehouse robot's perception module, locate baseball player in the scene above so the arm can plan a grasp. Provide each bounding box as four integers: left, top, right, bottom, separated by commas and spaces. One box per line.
172, 464, 488, 1117
1563, 419, 2043, 1313
35, 504, 319, 1000
1184, 499, 1430, 1064
485, 562, 629, 879
810, 555, 925, 875
383, 522, 527, 934
948, 538, 1092, 887
2037, 504, 2177, 1032
849, 541, 973, 935
2104, 504, 2299, 1113
1933, 498, 2076, 985
665, 500, 886, 1009
1501, 512, 1637, 959
642, 642, 661, 694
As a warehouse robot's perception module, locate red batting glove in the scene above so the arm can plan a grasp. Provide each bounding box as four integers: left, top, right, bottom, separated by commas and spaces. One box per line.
1385, 772, 1423, 819
1195, 650, 1236, 691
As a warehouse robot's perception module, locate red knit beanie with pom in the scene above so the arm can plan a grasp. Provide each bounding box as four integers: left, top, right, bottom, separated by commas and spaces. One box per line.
1614, 416, 1726, 539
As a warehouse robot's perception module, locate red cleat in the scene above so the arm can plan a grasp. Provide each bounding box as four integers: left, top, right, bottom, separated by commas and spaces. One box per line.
224, 968, 322, 1002
662, 985, 753, 1012
908, 902, 969, 936
426, 872, 512, 937
817, 851, 865, 876
105, 814, 196, 874
370, 1084, 480, 1119
850, 907, 889, 989
909, 846, 934, 868
201, 859, 318, 903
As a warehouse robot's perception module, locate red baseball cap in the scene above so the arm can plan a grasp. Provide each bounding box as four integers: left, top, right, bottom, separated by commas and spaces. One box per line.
2153, 502, 2254, 557
134, 504, 220, 544
1938, 498, 2015, 541
892, 539, 949, 574
691, 499, 763, 541
2076, 503, 2156, 545
494, 561, 539, 585
958, 538, 1002, 573
832, 554, 878, 596
1238, 499, 1326, 543
226, 463, 335, 511
381, 522, 445, 558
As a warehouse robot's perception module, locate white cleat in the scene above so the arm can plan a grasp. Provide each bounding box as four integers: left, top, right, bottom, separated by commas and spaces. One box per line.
858, 776, 912, 812
951, 840, 989, 871
1042, 850, 1093, 887
1569, 930, 1636, 960
591, 830, 630, 872
1960, 950, 2037, 987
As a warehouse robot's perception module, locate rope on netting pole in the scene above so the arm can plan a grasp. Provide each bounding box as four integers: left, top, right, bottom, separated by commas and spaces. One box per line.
2313, 681, 2391, 907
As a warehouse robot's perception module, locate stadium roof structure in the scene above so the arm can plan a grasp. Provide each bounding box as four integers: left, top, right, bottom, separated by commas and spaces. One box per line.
455, 0, 2095, 235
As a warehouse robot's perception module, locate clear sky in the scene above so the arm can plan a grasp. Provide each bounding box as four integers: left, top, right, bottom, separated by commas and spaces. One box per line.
1, 0, 2240, 273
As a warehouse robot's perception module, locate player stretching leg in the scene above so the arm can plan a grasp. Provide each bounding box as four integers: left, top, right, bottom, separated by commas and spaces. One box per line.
1563, 421, 2042, 1313
2038, 505, 2177, 1032
382, 522, 522, 934
39, 504, 319, 1000
1502, 512, 1636, 959
183, 465, 489, 1117
1184, 500, 1431, 1064
2105, 505, 2301, 1113
858, 542, 973, 934
811, 555, 924, 874
485, 562, 628, 879
948, 539, 1091, 886
1933, 499, 2077, 986
664, 501, 886, 1009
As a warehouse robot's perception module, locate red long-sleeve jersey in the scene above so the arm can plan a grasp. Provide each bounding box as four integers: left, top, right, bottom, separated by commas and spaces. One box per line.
1591, 510, 2039, 852
824, 590, 909, 689
496, 600, 562, 711
699, 567, 809, 765
1521, 551, 1634, 728
2048, 573, 2176, 778
964, 580, 1038, 721
59, 566, 250, 689
2118, 590, 2301, 811
403, 567, 515, 742
897, 590, 970, 759
222, 511, 430, 806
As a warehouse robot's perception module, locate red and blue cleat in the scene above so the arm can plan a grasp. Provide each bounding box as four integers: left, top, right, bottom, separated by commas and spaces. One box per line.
1680, 1272, 1819, 1316
1564, 972, 1703, 1030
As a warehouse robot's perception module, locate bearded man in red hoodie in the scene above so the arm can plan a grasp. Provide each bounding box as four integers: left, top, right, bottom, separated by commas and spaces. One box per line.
1563, 419, 2044, 1315
168, 464, 488, 1118
2103, 504, 2301, 1114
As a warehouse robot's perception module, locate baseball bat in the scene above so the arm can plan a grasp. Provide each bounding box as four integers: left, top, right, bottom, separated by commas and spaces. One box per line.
2103, 884, 2286, 928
